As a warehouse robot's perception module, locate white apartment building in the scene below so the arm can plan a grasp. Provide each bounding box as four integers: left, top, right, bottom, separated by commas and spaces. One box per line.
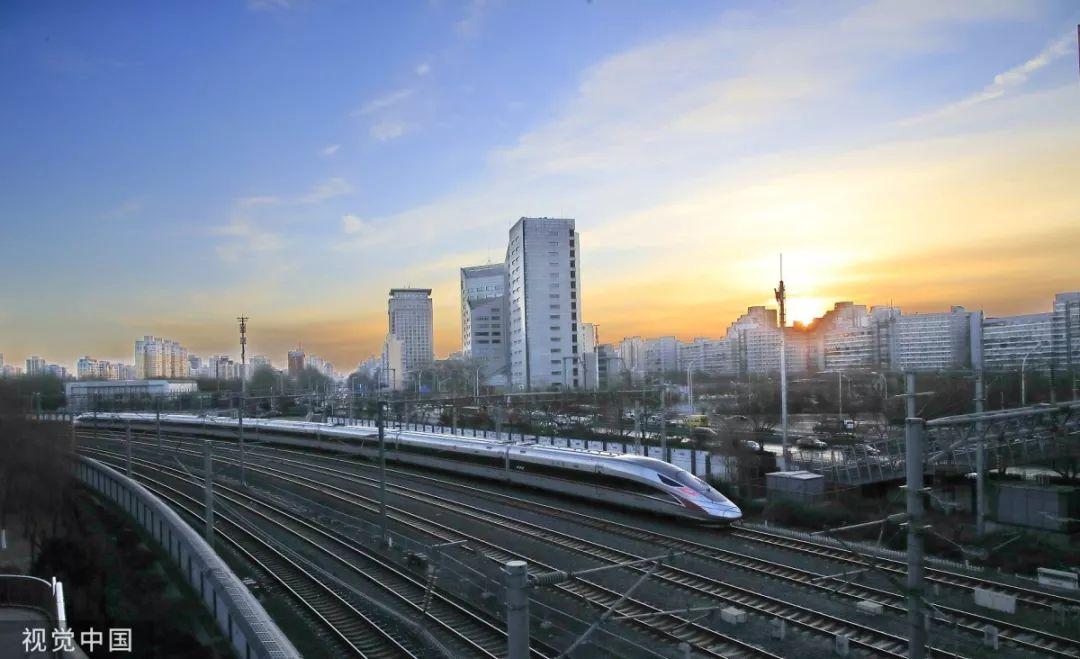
26, 355, 46, 376
460, 264, 509, 386
617, 337, 646, 381
1051, 292, 1080, 382
134, 336, 189, 379
380, 334, 405, 391
77, 356, 136, 380
982, 313, 1054, 372
644, 336, 679, 375
388, 288, 434, 378
892, 307, 981, 372
506, 217, 582, 390
677, 337, 738, 375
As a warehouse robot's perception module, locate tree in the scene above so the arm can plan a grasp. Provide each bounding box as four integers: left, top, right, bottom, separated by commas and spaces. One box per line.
249, 364, 280, 394
297, 365, 331, 392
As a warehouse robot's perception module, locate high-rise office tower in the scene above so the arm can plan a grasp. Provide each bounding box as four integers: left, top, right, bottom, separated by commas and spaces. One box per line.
287, 345, 306, 378
460, 264, 509, 386
388, 288, 434, 377
506, 217, 582, 390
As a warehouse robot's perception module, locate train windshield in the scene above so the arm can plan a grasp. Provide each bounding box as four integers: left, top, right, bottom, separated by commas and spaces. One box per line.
676, 472, 727, 502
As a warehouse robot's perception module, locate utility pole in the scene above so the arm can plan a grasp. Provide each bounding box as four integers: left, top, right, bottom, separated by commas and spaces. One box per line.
203, 440, 215, 544
905, 413, 927, 659
660, 387, 669, 462
775, 253, 789, 460
974, 370, 987, 537
237, 316, 248, 486
376, 401, 388, 546
902, 370, 926, 658
905, 372, 916, 418
504, 561, 530, 659
125, 422, 132, 476
634, 401, 643, 454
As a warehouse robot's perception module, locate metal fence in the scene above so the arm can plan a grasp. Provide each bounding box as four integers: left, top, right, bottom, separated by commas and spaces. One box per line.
73, 455, 300, 659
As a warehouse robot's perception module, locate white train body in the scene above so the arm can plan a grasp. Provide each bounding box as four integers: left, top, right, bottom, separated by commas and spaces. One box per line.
78, 413, 742, 524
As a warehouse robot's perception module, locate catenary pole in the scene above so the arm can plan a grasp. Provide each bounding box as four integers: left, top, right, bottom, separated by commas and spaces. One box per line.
775, 253, 789, 461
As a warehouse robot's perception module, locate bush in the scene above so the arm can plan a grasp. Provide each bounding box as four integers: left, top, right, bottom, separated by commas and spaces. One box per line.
763, 499, 855, 531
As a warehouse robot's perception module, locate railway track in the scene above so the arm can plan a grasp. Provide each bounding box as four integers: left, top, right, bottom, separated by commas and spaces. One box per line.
191, 430, 1079, 611
85, 442, 778, 658
728, 525, 1080, 612
90, 461, 419, 658
82, 450, 538, 659
81, 429, 1079, 657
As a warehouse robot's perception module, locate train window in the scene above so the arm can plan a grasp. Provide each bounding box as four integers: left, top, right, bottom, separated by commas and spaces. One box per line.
675, 471, 709, 493
657, 474, 681, 488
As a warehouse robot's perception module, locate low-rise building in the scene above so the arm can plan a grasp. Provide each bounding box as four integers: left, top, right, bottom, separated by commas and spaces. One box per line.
65, 380, 198, 411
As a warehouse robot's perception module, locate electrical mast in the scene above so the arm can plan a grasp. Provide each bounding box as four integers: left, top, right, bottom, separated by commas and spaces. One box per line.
774, 255, 789, 461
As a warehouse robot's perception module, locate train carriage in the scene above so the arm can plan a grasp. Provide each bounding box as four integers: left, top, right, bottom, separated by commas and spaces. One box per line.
77, 413, 742, 524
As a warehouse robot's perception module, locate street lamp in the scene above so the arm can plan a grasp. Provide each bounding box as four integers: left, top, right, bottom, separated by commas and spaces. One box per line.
870, 371, 888, 412
685, 356, 707, 413
834, 371, 848, 416
1020, 341, 1044, 407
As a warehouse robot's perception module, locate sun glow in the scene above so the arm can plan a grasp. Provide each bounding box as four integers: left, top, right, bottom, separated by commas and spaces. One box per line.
785, 296, 832, 327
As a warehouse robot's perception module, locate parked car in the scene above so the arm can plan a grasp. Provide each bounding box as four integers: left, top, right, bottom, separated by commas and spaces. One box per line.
796, 437, 829, 450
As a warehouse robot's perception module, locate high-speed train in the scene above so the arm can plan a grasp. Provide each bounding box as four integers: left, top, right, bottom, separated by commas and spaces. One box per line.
77, 413, 742, 524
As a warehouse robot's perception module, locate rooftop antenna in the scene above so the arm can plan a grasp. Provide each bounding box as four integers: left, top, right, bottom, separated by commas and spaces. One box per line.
774, 254, 789, 461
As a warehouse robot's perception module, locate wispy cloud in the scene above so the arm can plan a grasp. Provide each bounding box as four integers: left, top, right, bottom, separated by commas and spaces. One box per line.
341, 213, 374, 236
369, 120, 408, 142
415, 62, 431, 76
455, 0, 491, 38
354, 88, 414, 116
319, 144, 341, 157
300, 177, 353, 203
234, 178, 351, 212
236, 195, 282, 208
906, 31, 1076, 123
212, 219, 285, 262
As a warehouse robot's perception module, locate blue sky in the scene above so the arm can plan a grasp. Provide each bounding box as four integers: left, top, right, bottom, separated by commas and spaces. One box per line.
1, 1, 1078, 369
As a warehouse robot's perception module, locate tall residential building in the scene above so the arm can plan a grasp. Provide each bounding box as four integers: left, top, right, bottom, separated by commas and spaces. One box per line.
461, 264, 509, 386
595, 343, 623, 390
892, 307, 981, 371
678, 337, 739, 375
77, 357, 107, 379
207, 356, 240, 380
981, 313, 1054, 371
644, 336, 679, 375
250, 355, 272, 372
26, 355, 46, 376
388, 288, 434, 377
46, 364, 68, 379
1051, 292, 1080, 386
288, 345, 305, 378
134, 336, 189, 379
617, 337, 646, 382
506, 217, 582, 390
807, 302, 897, 372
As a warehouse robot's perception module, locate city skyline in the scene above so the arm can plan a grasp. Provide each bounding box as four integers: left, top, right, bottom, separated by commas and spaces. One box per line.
3, 286, 1077, 376
2, 2, 1079, 369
